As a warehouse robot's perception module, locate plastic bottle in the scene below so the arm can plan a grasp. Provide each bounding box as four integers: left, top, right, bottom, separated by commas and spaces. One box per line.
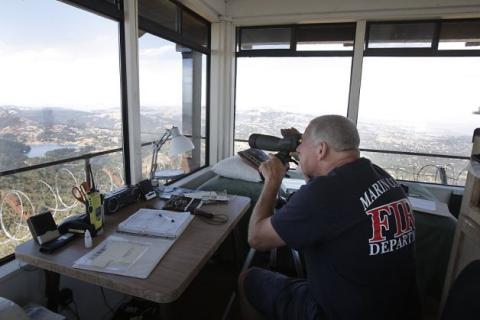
84, 230, 92, 249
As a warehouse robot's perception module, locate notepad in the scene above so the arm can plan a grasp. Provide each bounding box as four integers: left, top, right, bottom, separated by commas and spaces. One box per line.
408, 196, 452, 218
73, 233, 173, 278
117, 208, 193, 239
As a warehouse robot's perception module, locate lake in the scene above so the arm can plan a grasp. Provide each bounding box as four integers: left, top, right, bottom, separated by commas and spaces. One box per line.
27, 143, 77, 158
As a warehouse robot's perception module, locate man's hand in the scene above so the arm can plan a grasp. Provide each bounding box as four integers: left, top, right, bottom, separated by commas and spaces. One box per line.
280, 127, 302, 138
259, 155, 287, 183
280, 127, 302, 162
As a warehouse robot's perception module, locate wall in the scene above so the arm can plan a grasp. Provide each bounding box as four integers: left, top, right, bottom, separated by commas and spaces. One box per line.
178, 0, 225, 21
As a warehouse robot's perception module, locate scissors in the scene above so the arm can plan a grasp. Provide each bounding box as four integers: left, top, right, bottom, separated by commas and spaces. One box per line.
71, 182, 88, 204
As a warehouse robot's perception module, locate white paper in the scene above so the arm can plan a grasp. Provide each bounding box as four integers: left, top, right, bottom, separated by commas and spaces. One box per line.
183, 191, 228, 202
468, 159, 480, 178
281, 178, 306, 193
74, 236, 149, 272
90, 241, 146, 268
73, 233, 174, 278
408, 196, 452, 218
408, 197, 436, 211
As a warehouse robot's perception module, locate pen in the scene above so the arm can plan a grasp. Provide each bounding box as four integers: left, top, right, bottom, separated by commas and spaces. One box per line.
158, 213, 175, 223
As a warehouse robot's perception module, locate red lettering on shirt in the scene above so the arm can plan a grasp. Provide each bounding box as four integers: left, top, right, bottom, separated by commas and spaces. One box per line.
366, 207, 391, 242
366, 198, 414, 243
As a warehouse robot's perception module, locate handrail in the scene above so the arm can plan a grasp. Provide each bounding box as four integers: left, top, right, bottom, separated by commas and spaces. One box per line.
234, 138, 470, 160
0, 136, 208, 177
0, 141, 150, 177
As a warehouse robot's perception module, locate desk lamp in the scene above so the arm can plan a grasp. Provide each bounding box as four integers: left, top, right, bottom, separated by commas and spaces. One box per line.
149, 126, 195, 183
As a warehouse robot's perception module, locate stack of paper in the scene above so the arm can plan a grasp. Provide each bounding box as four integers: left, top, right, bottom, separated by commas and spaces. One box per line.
408, 196, 452, 218
183, 191, 228, 202
281, 178, 306, 194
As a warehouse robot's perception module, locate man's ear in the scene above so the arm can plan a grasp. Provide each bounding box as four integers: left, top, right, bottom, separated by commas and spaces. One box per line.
316, 141, 328, 160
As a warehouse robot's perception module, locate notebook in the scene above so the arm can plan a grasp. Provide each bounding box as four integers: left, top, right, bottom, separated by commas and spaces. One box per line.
117, 208, 193, 239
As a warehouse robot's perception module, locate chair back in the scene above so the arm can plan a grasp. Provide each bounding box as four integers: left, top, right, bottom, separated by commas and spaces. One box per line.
441, 260, 480, 320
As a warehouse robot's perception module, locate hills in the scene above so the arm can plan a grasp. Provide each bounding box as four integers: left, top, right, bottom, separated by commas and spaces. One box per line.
0, 105, 473, 185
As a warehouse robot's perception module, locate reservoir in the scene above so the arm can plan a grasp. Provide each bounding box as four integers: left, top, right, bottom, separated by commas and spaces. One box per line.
27, 143, 76, 158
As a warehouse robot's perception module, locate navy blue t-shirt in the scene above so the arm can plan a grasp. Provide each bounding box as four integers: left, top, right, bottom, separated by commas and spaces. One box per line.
271, 158, 418, 320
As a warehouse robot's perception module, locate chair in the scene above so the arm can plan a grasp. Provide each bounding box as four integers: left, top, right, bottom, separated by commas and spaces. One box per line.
440, 260, 480, 320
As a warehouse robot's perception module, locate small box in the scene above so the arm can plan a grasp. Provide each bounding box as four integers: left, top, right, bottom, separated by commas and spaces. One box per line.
27, 211, 60, 245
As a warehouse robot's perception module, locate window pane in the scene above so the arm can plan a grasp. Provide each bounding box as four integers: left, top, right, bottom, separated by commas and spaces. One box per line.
139, 34, 207, 179
0, 161, 85, 258
139, 0, 178, 32
361, 151, 469, 186
241, 28, 291, 50
0, 150, 123, 258
182, 10, 209, 48
0, 0, 122, 173
368, 22, 435, 48
439, 20, 480, 50
296, 24, 355, 51
358, 57, 480, 184
235, 57, 351, 144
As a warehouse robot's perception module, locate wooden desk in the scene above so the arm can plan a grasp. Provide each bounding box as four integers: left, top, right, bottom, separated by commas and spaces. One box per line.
15, 195, 250, 308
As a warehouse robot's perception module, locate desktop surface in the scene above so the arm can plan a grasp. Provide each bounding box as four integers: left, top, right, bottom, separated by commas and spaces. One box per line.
15, 195, 251, 303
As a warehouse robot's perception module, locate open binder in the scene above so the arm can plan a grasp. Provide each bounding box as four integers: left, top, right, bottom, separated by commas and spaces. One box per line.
117, 208, 193, 239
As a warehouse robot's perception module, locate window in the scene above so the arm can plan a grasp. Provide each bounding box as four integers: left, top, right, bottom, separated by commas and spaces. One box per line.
240, 27, 292, 50
139, 0, 178, 32
138, 3, 210, 180
0, 0, 123, 260
182, 10, 209, 48
296, 24, 355, 51
439, 20, 480, 50
367, 22, 436, 48
138, 0, 210, 50
359, 20, 480, 186
235, 23, 355, 151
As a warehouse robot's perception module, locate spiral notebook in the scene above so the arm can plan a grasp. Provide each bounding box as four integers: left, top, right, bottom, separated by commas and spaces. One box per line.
117, 208, 193, 239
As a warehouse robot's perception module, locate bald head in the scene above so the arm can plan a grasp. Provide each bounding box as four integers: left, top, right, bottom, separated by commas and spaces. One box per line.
305, 115, 360, 152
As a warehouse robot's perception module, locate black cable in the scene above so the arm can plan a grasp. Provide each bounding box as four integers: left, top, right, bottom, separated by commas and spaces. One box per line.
72, 300, 81, 320
196, 214, 229, 225
18, 263, 40, 272
100, 287, 115, 313
191, 208, 228, 225
64, 304, 80, 320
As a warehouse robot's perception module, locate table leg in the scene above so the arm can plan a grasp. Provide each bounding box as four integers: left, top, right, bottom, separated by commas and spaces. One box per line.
44, 270, 60, 312
231, 228, 240, 268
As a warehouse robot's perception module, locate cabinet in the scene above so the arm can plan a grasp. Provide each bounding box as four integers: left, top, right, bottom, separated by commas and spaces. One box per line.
441, 128, 480, 306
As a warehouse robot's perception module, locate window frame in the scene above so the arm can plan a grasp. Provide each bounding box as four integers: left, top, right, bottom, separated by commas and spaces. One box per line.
0, 0, 211, 265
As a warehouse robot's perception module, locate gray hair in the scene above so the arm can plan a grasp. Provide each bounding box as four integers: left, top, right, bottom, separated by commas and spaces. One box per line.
306, 115, 360, 152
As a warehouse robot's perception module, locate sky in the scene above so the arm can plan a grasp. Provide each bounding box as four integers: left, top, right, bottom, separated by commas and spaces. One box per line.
0, 0, 478, 134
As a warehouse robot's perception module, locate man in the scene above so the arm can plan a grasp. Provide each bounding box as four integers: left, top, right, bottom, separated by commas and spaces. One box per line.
239, 115, 419, 320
